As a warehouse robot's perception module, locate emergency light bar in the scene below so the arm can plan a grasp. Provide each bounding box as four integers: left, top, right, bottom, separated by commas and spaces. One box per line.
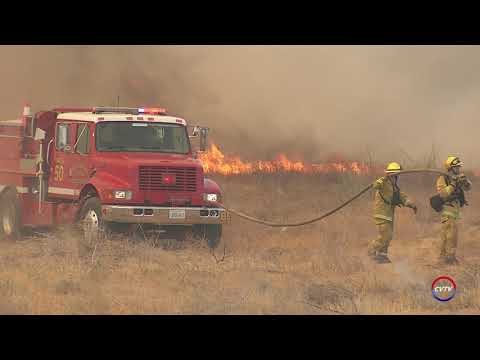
93, 107, 139, 114
93, 107, 167, 115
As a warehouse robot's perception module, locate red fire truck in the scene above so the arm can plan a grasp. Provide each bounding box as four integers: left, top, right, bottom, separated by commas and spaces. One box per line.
0, 105, 229, 248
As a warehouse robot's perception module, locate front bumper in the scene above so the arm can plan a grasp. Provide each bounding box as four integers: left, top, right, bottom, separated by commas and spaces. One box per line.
102, 205, 231, 225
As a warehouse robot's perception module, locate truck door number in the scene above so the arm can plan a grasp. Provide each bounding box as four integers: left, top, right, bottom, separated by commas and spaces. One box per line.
54, 164, 64, 182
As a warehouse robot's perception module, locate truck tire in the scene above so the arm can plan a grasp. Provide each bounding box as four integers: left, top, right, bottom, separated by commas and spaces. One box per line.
0, 189, 20, 241
78, 197, 104, 246
205, 224, 222, 249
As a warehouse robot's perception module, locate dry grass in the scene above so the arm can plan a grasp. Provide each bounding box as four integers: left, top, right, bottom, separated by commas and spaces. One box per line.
0, 173, 479, 314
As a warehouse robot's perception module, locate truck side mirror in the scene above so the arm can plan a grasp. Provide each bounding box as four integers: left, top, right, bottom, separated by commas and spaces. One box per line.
199, 127, 209, 152
34, 128, 46, 141
191, 126, 200, 137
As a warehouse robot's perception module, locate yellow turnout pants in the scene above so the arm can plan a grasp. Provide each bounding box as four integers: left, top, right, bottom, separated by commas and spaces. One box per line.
440, 217, 458, 258
368, 220, 394, 256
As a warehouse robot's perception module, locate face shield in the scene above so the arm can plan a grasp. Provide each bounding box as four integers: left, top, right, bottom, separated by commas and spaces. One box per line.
451, 166, 461, 175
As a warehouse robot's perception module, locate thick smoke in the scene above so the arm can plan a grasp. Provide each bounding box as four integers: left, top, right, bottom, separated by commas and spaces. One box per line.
1, 45, 479, 167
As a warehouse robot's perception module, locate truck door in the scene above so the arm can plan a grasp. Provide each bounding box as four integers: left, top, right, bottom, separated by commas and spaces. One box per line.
49, 122, 91, 200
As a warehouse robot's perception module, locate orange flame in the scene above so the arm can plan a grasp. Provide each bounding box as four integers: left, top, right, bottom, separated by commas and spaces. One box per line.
199, 144, 373, 176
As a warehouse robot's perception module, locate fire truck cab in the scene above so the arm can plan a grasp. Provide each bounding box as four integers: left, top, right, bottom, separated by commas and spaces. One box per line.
0, 105, 228, 248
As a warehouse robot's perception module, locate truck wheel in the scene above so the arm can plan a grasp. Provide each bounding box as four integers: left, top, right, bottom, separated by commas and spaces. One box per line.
205, 224, 222, 249
78, 197, 104, 246
0, 190, 20, 240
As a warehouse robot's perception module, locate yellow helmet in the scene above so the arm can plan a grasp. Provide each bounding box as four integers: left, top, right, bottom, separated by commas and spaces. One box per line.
445, 156, 463, 170
385, 162, 402, 174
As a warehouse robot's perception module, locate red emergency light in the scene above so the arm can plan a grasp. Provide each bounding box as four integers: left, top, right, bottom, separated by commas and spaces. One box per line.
162, 174, 176, 185
138, 107, 167, 115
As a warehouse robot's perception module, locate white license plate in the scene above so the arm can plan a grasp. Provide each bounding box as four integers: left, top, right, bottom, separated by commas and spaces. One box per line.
169, 209, 186, 219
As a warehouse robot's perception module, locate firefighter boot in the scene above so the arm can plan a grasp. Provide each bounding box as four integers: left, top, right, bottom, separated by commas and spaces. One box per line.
438, 255, 459, 266
374, 252, 392, 264
446, 256, 460, 265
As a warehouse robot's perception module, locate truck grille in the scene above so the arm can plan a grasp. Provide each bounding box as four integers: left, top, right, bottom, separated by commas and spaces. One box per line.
139, 166, 197, 192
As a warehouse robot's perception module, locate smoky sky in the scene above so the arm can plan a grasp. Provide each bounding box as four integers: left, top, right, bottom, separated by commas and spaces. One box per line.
1, 45, 479, 167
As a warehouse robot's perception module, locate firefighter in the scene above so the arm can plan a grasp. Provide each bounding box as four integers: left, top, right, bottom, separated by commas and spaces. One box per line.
367, 162, 417, 264
436, 156, 472, 265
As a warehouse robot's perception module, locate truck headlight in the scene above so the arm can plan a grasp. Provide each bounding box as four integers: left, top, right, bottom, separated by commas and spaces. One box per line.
114, 190, 133, 200
203, 193, 219, 202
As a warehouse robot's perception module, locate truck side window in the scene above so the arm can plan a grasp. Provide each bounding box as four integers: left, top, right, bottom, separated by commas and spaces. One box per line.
75, 123, 90, 154
56, 123, 70, 150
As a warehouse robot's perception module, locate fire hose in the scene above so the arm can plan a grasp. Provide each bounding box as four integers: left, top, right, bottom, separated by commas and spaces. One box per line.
212, 169, 450, 228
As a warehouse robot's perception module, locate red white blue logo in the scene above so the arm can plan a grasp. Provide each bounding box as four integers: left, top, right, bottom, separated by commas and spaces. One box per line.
431, 276, 456, 302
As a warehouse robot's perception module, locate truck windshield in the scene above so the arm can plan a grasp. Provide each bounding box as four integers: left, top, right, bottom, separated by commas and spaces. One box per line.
96, 122, 190, 154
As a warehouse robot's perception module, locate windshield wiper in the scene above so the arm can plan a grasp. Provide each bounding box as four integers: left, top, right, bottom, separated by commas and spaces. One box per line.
140, 146, 167, 149
101, 145, 131, 150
